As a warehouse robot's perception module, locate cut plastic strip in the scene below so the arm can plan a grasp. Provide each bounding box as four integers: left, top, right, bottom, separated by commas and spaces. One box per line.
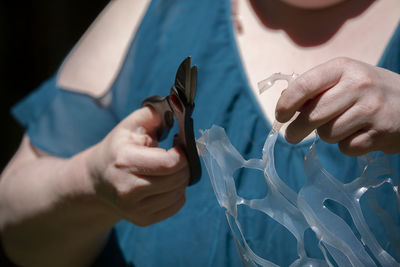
196, 73, 400, 266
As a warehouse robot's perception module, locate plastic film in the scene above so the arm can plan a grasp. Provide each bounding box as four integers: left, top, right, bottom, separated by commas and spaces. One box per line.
196, 73, 400, 266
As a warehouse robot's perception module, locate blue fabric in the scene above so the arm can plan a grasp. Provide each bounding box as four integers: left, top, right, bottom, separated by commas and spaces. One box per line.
12, 0, 400, 266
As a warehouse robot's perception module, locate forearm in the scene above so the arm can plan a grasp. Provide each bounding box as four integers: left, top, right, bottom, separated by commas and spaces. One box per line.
0, 141, 118, 267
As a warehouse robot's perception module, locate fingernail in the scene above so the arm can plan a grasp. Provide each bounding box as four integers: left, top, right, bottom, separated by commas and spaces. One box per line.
284, 131, 298, 144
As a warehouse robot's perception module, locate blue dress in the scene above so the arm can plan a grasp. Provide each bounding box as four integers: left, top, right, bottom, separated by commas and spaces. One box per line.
12, 0, 400, 266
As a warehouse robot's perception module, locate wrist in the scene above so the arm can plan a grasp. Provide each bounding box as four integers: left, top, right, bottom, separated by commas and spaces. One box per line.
62, 145, 120, 226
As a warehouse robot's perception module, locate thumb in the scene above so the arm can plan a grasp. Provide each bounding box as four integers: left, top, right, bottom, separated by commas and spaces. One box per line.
121, 106, 163, 137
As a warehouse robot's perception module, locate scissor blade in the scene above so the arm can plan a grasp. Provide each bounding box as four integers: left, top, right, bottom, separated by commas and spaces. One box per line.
174, 57, 191, 104
189, 66, 197, 106
184, 59, 191, 103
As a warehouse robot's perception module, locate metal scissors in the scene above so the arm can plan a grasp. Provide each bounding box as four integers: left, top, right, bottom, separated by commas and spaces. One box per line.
142, 57, 201, 186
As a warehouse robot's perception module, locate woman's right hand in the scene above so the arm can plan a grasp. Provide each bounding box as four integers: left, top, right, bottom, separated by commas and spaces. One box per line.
89, 106, 190, 226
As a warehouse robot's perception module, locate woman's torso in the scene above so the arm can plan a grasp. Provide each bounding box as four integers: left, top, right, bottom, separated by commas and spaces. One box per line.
18, 0, 400, 265
106, 1, 400, 265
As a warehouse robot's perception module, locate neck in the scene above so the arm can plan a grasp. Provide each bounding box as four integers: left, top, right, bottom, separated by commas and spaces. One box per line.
248, 0, 375, 47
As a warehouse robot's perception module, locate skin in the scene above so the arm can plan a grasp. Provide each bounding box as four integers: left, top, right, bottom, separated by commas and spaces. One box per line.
1, 0, 399, 266
246, 0, 400, 155
276, 57, 400, 156
249, 0, 375, 46
0, 106, 189, 267
280, 0, 346, 9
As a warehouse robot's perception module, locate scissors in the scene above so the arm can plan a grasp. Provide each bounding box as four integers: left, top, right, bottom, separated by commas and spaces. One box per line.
142, 57, 201, 186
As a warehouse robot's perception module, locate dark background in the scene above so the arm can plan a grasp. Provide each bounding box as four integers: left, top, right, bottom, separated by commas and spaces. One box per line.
0, 1, 109, 171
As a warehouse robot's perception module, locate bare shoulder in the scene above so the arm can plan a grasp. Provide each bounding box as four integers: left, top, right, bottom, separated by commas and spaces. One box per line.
57, 0, 151, 98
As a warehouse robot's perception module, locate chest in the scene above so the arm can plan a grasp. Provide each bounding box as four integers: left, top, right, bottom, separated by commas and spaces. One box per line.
236, 0, 400, 134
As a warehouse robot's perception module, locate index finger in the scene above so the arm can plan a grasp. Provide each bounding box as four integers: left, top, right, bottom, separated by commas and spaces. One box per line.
275, 59, 343, 123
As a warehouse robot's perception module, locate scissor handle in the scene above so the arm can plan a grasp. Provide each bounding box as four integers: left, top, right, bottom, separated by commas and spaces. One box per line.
141, 57, 201, 186
175, 114, 201, 185
142, 91, 201, 186
164, 86, 199, 185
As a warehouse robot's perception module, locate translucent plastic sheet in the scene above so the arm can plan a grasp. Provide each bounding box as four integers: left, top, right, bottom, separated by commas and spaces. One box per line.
196, 74, 400, 266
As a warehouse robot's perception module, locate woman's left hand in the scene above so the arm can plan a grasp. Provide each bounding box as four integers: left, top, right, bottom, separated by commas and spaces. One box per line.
275, 57, 400, 156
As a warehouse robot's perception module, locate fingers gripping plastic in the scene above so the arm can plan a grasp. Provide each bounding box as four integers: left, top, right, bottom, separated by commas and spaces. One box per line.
196, 74, 400, 266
